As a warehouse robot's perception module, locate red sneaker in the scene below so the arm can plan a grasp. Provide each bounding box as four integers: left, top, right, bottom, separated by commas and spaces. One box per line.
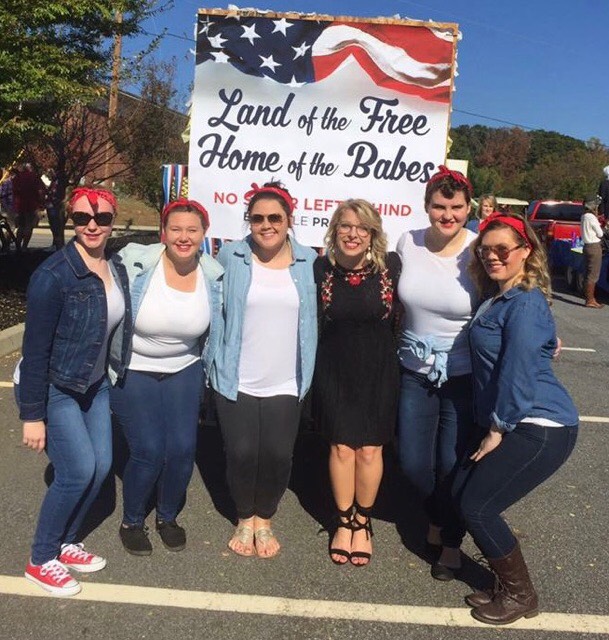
25, 559, 81, 597
59, 543, 107, 573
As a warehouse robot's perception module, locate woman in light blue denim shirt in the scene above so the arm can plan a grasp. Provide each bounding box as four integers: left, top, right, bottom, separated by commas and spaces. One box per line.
108, 199, 223, 557
210, 181, 317, 559
453, 212, 578, 626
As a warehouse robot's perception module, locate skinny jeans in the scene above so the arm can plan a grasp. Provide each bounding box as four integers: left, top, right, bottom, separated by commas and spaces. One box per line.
215, 391, 301, 520
20, 378, 113, 565
452, 422, 578, 558
110, 361, 203, 526
397, 369, 474, 547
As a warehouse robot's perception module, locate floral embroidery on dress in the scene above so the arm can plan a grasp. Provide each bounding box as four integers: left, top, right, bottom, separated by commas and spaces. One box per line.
379, 267, 393, 320
321, 269, 334, 312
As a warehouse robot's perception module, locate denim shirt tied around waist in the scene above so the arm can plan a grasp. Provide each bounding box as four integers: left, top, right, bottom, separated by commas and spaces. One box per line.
469, 286, 578, 432
107, 242, 224, 385
209, 235, 318, 401
398, 330, 454, 387
19, 239, 131, 421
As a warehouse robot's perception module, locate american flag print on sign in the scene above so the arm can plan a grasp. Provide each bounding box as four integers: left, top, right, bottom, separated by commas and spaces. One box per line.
197, 16, 455, 103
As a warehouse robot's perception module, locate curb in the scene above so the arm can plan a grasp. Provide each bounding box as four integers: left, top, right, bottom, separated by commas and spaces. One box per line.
0, 323, 24, 357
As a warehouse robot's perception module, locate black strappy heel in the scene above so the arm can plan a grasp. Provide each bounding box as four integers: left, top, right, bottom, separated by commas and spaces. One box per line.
350, 503, 374, 566
329, 505, 354, 565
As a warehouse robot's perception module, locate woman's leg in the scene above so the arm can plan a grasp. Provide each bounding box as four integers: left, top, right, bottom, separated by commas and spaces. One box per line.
351, 445, 383, 565
215, 391, 260, 555
156, 362, 203, 524
110, 371, 166, 527
397, 369, 440, 541
328, 443, 356, 564
253, 394, 301, 558
30, 385, 98, 565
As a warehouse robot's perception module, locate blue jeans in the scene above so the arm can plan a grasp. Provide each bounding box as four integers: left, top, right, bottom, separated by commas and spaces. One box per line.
110, 361, 203, 526
452, 422, 578, 558
24, 378, 112, 565
397, 369, 474, 547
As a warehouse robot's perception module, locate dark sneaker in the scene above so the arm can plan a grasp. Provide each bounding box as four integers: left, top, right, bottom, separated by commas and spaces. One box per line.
156, 520, 186, 552
119, 524, 152, 556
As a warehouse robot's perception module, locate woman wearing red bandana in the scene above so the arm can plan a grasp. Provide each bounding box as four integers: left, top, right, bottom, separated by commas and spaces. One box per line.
453, 212, 578, 625
312, 200, 401, 566
16, 186, 129, 596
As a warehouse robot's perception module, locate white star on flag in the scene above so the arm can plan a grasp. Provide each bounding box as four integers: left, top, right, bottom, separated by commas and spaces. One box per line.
240, 24, 260, 45
212, 51, 231, 63
287, 75, 305, 87
292, 42, 310, 59
208, 33, 227, 48
198, 20, 211, 35
259, 54, 281, 72
272, 18, 293, 36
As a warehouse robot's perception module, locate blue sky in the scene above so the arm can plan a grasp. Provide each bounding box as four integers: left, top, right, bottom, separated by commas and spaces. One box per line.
128, 0, 608, 145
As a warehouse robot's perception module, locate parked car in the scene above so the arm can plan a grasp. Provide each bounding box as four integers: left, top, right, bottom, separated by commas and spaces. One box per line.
526, 200, 585, 246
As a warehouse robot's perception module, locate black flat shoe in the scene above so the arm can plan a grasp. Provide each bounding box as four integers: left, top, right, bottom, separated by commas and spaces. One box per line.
431, 561, 459, 581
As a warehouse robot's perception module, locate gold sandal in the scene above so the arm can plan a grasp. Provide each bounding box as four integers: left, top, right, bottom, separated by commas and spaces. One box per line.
228, 521, 255, 556
254, 527, 280, 559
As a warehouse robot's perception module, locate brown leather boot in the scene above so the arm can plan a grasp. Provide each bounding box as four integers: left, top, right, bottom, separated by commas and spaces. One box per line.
585, 282, 604, 308
471, 543, 539, 625
465, 588, 493, 607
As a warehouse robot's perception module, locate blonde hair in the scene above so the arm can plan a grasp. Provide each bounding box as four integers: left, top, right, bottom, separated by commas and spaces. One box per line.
325, 199, 388, 271
476, 194, 498, 220
469, 213, 552, 302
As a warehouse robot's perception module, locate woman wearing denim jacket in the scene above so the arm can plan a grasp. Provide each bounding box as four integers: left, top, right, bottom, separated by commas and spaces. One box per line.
108, 199, 223, 556
18, 186, 129, 597
209, 181, 317, 558
453, 212, 578, 625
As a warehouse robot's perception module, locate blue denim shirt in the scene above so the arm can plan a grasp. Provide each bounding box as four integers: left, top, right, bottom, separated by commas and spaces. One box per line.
469, 286, 578, 432
209, 236, 318, 401
19, 239, 131, 421
107, 243, 224, 385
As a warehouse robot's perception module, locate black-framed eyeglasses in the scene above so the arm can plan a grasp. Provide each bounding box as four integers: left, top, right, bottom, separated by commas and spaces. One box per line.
249, 213, 285, 226
71, 211, 114, 227
476, 244, 525, 260
337, 222, 371, 237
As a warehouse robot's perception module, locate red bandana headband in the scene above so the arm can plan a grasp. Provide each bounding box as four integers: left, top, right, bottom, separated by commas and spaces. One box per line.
244, 183, 294, 214
161, 198, 210, 230
478, 212, 533, 248
428, 165, 473, 196
69, 187, 117, 213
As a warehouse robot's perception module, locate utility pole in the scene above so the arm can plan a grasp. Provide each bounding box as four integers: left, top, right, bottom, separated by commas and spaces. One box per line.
104, 9, 123, 184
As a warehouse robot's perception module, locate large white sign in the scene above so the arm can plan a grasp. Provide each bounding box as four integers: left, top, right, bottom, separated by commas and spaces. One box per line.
189, 9, 458, 247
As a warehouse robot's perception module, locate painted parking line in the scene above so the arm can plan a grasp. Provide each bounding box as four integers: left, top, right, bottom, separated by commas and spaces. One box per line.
580, 416, 609, 423
561, 347, 596, 352
0, 576, 608, 634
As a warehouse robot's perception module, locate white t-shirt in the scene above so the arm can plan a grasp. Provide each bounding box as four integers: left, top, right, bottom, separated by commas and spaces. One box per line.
129, 262, 210, 374
396, 228, 478, 377
238, 260, 299, 397
581, 212, 603, 244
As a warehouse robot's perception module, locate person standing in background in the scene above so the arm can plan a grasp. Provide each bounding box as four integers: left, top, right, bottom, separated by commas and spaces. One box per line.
580, 195, 604, 308
13, 163, 45, 251
598, 165, 609, 219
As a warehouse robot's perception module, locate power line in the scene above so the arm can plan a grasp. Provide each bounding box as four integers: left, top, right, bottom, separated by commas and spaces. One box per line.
453, 109, 537, 131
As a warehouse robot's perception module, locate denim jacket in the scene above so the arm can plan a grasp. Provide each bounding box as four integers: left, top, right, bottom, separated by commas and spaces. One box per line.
19, 239, 131, 421
469, 286, 578, 432
209, 236, 318, 401
107, 243, 224, 385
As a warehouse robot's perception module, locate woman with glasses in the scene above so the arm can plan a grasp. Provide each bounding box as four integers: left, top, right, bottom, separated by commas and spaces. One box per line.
453, 212, 577, 625
313, 200, 400, 566
108, 199, 223, 556
17, 187, 128, 596
396, 166, 478, 580
210, 181, 317, 558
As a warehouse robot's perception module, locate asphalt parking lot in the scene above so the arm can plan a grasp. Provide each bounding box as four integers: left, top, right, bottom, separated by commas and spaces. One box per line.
0, 274, 608, 640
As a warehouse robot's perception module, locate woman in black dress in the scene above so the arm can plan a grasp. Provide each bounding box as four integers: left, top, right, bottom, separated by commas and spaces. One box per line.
313, 199, 400, 566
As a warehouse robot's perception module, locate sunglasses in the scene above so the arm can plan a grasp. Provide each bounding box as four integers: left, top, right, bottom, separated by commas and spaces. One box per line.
476, 244, 525, 261
71, 211, 114, 227
249, 213, 285, 226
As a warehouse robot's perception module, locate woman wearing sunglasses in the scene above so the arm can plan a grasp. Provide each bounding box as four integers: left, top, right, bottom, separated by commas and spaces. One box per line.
313, 200, 400, 566
452, 213, 578, 625
108, 199, 223, 556
396, 166, 478, 580
17, 186, 129, 596
210, 181, 317, 558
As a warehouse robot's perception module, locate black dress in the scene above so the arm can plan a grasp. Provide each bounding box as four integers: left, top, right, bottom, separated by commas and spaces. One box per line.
312, 252, 401, 447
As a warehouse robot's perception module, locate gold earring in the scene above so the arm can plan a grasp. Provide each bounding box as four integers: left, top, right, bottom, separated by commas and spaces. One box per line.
366, 246, 372, 261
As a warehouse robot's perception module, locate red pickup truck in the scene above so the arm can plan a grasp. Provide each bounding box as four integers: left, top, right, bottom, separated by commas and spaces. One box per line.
526, 200, 585, 246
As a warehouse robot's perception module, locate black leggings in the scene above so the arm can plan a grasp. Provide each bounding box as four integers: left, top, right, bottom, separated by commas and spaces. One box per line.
215, 391, 301, 520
